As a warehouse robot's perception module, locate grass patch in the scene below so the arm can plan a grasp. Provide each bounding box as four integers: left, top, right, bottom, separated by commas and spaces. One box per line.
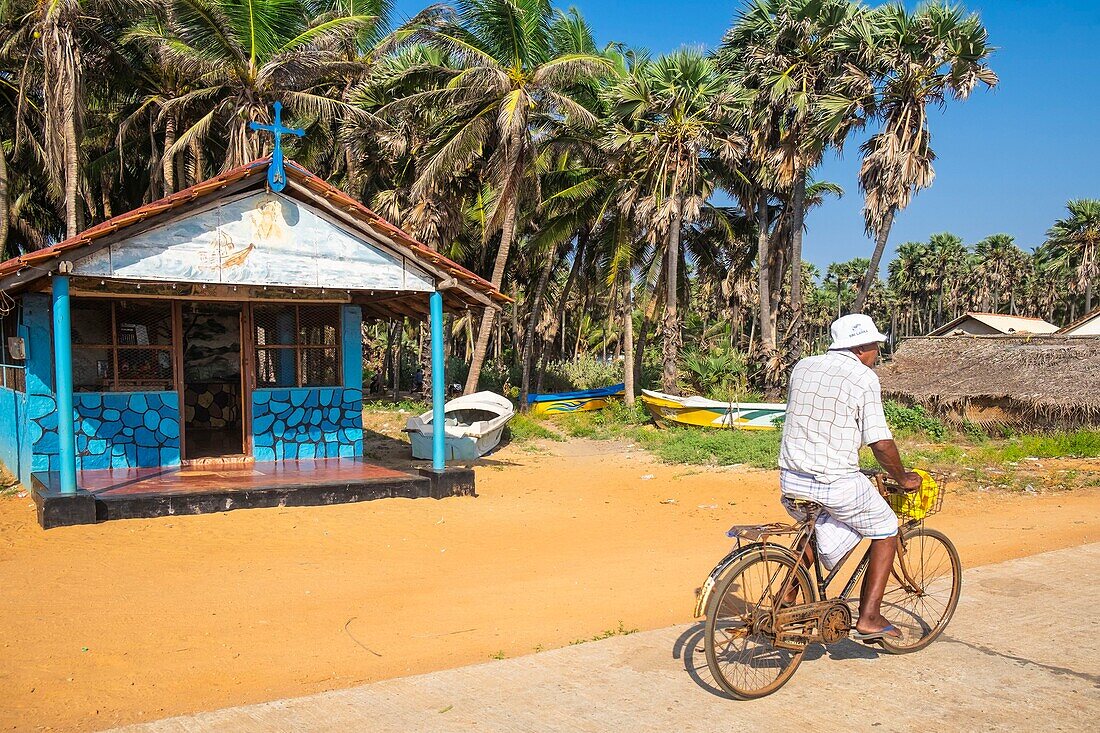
644, 428, 782, 469
363, 398, 428, 413
554, 400, 651, 440
508, 413, 562, 443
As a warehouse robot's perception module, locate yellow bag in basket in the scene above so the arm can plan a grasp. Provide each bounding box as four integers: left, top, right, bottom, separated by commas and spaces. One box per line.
887, 469, 938, 520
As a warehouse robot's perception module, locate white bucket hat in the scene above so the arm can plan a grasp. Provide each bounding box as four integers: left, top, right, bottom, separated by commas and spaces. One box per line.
828, 314, 888, 351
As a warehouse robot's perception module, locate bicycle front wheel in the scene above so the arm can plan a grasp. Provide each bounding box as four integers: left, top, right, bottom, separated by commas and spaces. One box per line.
879, 526, 962, 654
704, 548, 814, 699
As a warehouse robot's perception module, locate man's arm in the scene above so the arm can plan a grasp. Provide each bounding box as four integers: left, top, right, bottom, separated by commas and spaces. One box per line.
869, 439, 922, 490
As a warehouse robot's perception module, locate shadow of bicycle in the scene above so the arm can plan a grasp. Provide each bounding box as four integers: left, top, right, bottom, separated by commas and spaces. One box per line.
672, 622, 884, 699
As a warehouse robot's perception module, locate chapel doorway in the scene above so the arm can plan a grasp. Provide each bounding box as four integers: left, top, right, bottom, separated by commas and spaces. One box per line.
181, 303, 246, 459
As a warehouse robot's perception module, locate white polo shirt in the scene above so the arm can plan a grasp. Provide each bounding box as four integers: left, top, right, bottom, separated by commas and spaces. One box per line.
779, 349, 893, 483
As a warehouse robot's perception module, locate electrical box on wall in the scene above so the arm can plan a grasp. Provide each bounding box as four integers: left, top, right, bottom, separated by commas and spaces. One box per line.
6, 336, 25, 360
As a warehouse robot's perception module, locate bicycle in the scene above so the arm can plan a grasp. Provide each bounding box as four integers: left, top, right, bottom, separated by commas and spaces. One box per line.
695, 470, 961, 700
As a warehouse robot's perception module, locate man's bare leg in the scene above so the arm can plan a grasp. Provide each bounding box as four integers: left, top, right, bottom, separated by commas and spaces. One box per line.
856, 535, 901, 636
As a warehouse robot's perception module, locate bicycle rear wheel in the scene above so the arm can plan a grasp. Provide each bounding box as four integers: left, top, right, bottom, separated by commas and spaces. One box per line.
704, 548, 814, 699
879, 526, 961, 654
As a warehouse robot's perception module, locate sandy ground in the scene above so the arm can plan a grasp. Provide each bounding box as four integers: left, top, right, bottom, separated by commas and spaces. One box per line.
0, 432, 1098, 732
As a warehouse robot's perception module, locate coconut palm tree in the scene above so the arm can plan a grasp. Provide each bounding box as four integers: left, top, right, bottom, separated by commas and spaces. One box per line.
400, 0, 609, 393
604, 49, 746, 393
8, 0, 101, 238
1046, 199, 1100, 313
851, 1, 997, 313
126, 0, 374, 171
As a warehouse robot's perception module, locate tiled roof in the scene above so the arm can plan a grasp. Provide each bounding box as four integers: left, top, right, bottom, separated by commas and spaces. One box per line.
0, 158, 508, 305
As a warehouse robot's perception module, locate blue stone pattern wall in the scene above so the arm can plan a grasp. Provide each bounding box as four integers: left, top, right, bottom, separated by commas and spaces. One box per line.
252, 388, 363, 461
31, 392, 182, 472
74, 392, 181, 470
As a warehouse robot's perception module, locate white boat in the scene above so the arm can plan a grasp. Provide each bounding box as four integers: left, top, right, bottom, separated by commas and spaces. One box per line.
404, 391, 516, 460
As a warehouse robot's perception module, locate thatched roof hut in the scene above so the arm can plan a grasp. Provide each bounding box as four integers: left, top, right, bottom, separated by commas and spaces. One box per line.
877, 336, 1100, 430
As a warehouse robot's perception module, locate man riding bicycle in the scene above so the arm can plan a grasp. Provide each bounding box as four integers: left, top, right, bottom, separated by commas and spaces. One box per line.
779, 314, 921, 642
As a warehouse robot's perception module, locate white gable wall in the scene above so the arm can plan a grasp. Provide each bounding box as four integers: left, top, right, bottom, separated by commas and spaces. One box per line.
74, 191, 435, 292
1066, 317, 1100, 336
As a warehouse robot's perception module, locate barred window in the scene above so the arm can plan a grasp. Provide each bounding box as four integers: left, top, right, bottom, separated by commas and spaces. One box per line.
254, 304, 341, 388
1, 303, 26, 393
71, 299, 175, 392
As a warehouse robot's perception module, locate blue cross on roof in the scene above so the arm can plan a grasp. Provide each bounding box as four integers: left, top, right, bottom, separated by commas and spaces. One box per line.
249, 101, 304, 192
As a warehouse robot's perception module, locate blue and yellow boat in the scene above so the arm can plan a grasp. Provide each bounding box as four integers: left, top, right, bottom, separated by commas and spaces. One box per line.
526, 383, 626, 415
640, 389, 786, 430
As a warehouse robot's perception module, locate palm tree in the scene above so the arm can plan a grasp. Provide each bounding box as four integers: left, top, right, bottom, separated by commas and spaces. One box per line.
403, 0, 609, 393
8, 0, 100, 238
852, 1, 997, 313
127, 0, 374, 171
971, 234, 1028, 312
719, 0, 872, 356
1046, 199, 1100, 313
605, 49, 745, 393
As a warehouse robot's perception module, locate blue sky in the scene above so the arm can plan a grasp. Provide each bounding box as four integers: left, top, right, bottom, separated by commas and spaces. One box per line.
392, 1, 1100, 274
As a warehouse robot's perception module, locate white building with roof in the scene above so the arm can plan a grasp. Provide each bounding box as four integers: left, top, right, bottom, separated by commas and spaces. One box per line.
927, 312, 1060, 337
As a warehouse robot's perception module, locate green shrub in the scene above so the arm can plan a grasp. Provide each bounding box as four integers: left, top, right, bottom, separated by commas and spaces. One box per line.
540, 355, 625, 392
678, 347, 751, 400
882, 401, 948, 441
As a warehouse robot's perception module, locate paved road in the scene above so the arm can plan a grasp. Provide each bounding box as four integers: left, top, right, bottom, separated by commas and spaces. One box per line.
109, 544, 1100, 733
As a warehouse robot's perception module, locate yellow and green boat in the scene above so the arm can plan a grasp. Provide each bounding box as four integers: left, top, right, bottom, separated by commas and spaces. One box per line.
640, 389, 786, 430
526, 383, 626, 415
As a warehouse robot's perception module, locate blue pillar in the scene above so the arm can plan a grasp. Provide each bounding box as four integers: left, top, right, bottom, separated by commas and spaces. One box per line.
429, 291, 446, 471
52, 274, 77, 494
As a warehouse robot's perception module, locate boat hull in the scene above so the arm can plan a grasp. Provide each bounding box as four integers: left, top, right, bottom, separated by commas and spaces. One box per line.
527, 383, 626, 415
640, 390, 785, 430
405, 391, 515, 460
408, 427, 506, 461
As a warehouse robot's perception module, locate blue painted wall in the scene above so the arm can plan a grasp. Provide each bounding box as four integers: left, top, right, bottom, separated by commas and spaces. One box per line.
74, 392, 181, 470
0, 386, 30, 486
252, 387, 363, 461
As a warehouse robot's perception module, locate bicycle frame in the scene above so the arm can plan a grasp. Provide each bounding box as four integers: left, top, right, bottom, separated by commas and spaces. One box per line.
773, 507, 921, 620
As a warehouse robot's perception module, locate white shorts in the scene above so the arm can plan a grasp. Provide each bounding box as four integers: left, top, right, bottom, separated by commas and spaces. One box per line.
780, 470, 898, 570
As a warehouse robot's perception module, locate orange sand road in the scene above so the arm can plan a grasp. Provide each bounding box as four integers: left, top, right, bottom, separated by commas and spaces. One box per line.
0, 439, 1097, 732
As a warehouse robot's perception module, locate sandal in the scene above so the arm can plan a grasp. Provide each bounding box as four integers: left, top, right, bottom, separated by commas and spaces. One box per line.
850, 624, 900, 642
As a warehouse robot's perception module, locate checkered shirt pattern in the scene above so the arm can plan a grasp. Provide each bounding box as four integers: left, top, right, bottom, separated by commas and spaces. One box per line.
779, 349, 893, 483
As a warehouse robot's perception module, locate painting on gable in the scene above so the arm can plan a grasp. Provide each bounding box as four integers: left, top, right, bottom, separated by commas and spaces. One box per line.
74, 192, 434, 292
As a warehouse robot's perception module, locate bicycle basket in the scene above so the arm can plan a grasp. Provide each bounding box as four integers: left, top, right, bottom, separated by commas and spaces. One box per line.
887, 469, 945, 521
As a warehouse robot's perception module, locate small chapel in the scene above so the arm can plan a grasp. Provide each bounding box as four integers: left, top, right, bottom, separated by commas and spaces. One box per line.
0, 110, 506, 528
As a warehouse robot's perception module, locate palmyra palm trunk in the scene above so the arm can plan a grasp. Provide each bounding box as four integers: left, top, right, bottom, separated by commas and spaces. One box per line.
853, 209, 895, 314
756, 193, 775, 354
519, 243, 559, 409
661, 197, 683, 394
537, 236, 585, 392
787, 167, 808, 358
464, 191, 519, 394
622, 280, 635, 406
